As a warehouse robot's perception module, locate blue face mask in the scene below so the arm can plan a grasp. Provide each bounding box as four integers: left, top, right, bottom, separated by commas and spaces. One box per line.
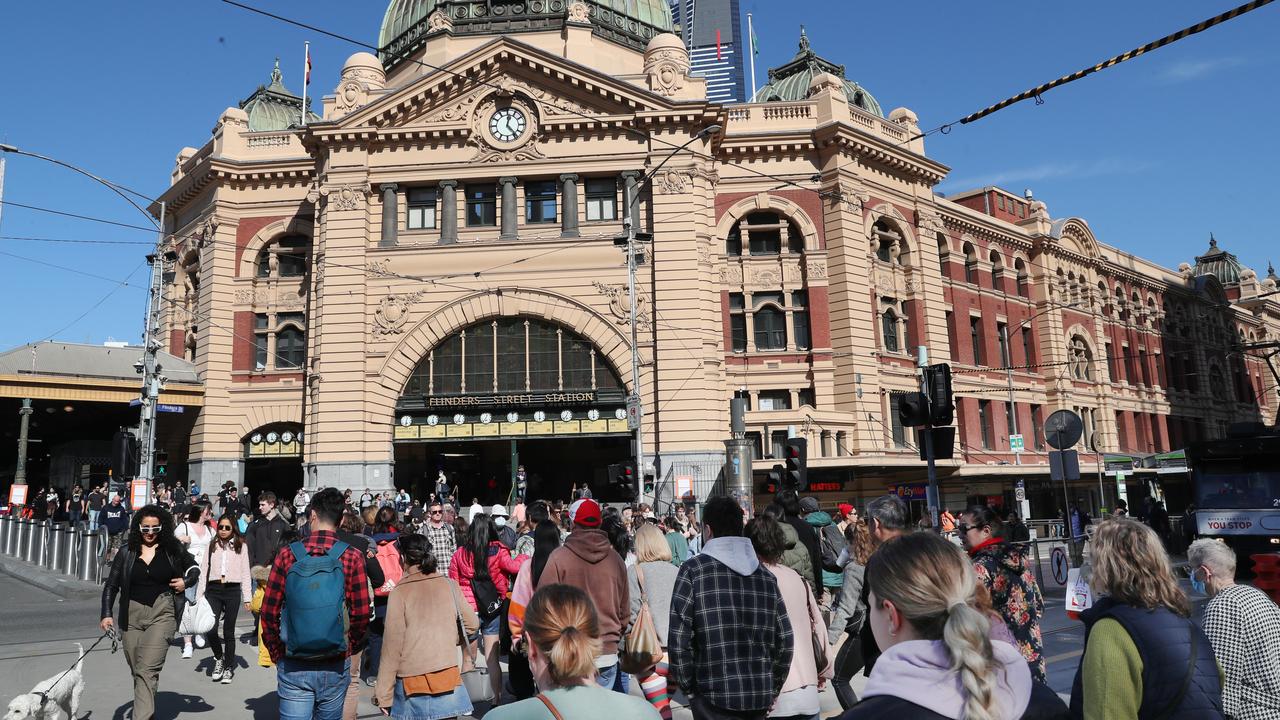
1190, 568, 1206, 595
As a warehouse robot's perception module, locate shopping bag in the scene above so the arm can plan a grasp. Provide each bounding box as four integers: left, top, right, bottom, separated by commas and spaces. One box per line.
620, 565, 663, 674
1065, 568, 1093, 619
178, 596, 216, 635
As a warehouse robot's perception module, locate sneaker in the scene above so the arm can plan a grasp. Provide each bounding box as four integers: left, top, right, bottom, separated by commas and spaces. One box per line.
211, 659, 224, 682
182, 645, 193, 659
221, 667, 234, 685
194, 634, 207, 649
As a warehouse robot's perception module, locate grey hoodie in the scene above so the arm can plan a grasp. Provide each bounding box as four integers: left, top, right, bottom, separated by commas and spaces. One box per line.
541, 528, 631, 657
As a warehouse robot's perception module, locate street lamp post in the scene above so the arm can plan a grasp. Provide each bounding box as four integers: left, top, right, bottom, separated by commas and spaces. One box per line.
621, 124, 721, 502
0, 144, 166, 504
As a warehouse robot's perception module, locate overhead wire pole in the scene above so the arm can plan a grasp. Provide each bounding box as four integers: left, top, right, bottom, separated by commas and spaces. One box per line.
0, 143, 166, 504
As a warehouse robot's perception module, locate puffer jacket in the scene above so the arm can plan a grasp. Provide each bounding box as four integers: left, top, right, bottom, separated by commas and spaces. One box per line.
969, 538, 1046, 682
447, 540, 526, 612
101, 541, 200, 632
778, 521, 813, 590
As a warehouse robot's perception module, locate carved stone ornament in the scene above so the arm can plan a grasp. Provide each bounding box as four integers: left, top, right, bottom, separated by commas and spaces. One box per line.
915, 209, 945, 234
592, 281, 651, 330
645, 48, 689, 97
366, 259, 392, 278
468, 95, 547, 163
835, 182, 870, 212
427, 8, 453, 32
566, 1, 590, 23
196, 217, 218, 248
329, 185, 365, 212
234, 288, 305, 308
784, 263, 803, 282
335, 80, 369, 115
657, 169, 692, 194
720, 264, 744, 285
751, 268, 781, 287
373, 291, 425, 335
696, 240, 714, 267
424, 91, 482, 124
805, 260, 828, 279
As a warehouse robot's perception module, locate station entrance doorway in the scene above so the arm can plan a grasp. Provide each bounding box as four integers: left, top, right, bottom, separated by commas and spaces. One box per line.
243, 425, 303, 504
392, 316, 635, 505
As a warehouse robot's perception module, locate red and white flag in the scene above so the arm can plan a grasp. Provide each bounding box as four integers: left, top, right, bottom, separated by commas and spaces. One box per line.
305, 44, 312, 86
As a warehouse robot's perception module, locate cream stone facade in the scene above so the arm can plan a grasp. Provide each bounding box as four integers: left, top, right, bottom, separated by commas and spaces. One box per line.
153, 1, 1279, 514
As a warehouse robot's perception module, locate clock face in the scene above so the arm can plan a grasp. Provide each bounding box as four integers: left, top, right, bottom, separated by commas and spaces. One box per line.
587, 409, 600, 421
489, 107, 527, 143
507, 411, 520, 423
453, 413, 466, 425
480, 412, 493, 424
534, 410, 547, 423
560, 410, 573, 422
615, 408, 627, 420
426, 414, 439, 426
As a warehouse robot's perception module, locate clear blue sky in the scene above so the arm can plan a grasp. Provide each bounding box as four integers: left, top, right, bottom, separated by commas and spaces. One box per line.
0, 0, 1276, 349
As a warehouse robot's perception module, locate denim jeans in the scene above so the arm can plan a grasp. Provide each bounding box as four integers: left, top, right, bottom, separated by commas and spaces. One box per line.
87, 510, 100, 531
595, 662, 627, 693
277, 657, 351, 720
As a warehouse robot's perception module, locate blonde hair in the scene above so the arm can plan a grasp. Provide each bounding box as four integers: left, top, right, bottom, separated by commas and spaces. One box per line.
1091, 518, 1190, 617
634, 523, 673, 563
524, 584, 602, 687
867, 532, 1000, 720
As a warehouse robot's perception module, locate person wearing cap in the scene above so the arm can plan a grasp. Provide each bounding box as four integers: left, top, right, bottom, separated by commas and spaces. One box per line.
492, 504, 518, 549
539, 498, 631, 692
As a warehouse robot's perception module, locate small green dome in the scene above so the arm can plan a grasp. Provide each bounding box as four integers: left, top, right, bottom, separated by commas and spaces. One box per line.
1193, 234, 1245, 286
752, 28, 882, 117
379, 0, 674, 71
239, 60, 320, 132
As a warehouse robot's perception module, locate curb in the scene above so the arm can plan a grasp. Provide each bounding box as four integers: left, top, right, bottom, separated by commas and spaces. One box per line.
0, 555, 101, 599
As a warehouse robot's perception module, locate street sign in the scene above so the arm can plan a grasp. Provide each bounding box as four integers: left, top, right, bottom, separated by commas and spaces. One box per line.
1009, 434, 1025, 453
1045, 409, 1083, 449
1051, 547, 1069, 585
625, 395, 641, 431
128, 399, 185, 413
1015, 486, 1026, 502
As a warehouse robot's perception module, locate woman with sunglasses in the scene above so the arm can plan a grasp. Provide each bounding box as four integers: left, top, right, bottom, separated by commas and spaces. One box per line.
198, 512, 253, 684
100, 505, 200, 720
176, 500, 214, 659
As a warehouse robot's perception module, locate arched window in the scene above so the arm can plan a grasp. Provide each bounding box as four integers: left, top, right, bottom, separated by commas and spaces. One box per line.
753, 293, 788, 350
253, 312, 307, 371
1014, 258, 1028, 297
963, 243, 978, 285
937, 235, 950, 279
405, 317, 623, 396
726, 211, 804, 257
256, 234, 309, 278
873, 219, 910, 266
990, 250, 1005, 293
882, 309, 900, 352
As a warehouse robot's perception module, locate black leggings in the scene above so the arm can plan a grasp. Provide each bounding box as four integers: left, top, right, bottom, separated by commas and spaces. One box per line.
832, 631, 864, 710
204, 582, 243, 666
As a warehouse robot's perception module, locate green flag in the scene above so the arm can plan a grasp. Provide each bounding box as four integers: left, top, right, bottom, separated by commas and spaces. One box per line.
751, 27, 759, 56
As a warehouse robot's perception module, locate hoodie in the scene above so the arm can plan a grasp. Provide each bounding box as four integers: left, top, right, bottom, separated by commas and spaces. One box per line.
540, 528, 630, 657
806, 510, 846, 587
863, 639, 1032, 720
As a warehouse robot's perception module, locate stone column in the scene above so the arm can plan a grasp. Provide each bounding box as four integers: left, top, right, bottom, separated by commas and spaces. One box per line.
439, 180, 458, 245
499, 176, 518, 240
559, 174, 580, 238
15, 399, 32, 485
621, 171, 642, 231
379, 183, 398, 247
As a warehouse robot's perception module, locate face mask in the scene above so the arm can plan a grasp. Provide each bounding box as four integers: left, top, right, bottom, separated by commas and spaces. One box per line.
1189, 568, 1206, 595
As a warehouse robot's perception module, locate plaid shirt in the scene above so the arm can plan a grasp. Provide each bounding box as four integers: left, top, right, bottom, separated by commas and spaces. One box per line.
421, 522, 456, 576
260, 529, 371, 663
668, 542, 794, 712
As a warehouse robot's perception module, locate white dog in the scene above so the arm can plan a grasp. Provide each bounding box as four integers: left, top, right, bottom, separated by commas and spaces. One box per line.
4, 642, 85, 720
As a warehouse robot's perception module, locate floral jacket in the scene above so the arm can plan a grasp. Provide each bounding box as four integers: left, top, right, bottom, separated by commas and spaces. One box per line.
969, 538, 1046, 683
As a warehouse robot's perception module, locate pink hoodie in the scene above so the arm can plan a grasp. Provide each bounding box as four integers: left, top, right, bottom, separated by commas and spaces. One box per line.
863, 639, 1032, 720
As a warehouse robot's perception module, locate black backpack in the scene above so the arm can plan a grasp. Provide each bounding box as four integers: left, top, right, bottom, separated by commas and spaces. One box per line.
471, 573, 502, 619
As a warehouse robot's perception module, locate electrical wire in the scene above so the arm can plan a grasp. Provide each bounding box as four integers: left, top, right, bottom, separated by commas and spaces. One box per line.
0, 199, 160, 234
36, 260, 150, 342
0, 234, 154, 246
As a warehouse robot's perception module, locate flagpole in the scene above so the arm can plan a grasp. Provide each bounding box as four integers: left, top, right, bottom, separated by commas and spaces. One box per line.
747, 13, 757, 100
301, 41, 310, 127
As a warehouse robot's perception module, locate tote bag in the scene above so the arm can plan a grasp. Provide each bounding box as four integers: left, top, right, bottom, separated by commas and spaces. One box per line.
450, 582, 494, 704
619, 565, 663, 674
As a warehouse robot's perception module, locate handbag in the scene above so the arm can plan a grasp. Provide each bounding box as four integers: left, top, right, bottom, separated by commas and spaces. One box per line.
619, 564, 663, 674
178, 596, 216, 635
450, 581, 494, 704
802, 583, 831, 676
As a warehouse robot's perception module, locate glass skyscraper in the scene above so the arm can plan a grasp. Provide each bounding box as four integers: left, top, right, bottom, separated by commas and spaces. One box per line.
669, 0, 748, 103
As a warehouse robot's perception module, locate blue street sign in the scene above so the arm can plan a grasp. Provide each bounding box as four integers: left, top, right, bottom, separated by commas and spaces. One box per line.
127, 399, 185, 413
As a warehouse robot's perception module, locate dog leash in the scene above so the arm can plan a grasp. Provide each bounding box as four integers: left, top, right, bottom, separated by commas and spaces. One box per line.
34, 629, 118, 709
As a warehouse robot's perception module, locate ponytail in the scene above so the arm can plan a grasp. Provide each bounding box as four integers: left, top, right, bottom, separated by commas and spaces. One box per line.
523, 584, 602, 687
942, 601, 999, 720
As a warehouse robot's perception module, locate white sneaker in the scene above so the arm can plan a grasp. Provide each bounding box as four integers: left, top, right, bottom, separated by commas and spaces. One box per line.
194, 634, 207, 649
182, 645, 193, 659
211, 659, 224, 682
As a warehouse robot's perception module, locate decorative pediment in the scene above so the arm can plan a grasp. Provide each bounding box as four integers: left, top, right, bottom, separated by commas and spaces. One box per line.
328, 37, 699, 134
1053, 218, 1102, 260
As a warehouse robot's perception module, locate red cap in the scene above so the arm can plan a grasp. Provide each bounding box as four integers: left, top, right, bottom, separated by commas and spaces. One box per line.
838, 503, 854, 518
569, 499, 602, 528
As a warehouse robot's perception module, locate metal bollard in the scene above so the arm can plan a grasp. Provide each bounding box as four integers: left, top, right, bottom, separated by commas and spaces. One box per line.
48, 522, 66, 572
0, 516, 10, 555
62, 523, 80, 577
5, 517, 20, 556
79, 526, 107, 583
20, 519, 36, 563
33, 520, 52, 567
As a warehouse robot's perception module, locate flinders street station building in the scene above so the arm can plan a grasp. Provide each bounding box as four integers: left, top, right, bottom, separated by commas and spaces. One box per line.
146, 0, 1278, 517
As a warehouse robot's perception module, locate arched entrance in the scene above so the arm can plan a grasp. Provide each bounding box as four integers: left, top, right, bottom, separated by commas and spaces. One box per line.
243, 424, 304, 504
393, 316, 632, 504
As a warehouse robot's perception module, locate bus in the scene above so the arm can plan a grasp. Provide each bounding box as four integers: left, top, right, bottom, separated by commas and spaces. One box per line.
1186, 429, 1280, 569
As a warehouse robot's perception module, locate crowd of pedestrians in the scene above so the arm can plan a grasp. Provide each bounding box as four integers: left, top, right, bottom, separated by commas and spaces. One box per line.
85, 480, 1280, 720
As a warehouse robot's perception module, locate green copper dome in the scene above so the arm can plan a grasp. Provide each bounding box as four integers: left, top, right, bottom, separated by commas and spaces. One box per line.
239, 60, 320, 132
752, 28, 882, 117
1193, 234, 1244, 286
379, 0, 675, 71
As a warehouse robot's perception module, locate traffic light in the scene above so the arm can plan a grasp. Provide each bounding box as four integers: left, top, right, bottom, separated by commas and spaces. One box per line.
784, 437, 807, 491
897, 392, 930, 427
111, 430, 138, 480
925, 363, 954, 427
763, 464, 785, 494
154, 450, 169, 478
608, 461, 637, 499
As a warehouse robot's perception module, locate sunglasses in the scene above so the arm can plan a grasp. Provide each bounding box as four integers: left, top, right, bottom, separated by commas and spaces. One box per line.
139, 525, 163, 534
218, 524, 234, 530
430, 510, 443, 515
